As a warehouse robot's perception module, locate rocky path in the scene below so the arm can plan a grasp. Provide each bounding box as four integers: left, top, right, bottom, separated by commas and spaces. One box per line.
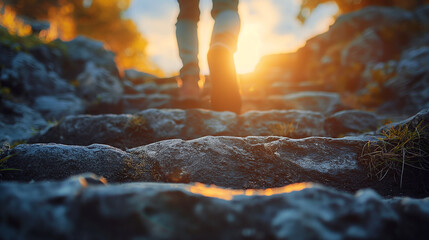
1, 5, 429, 239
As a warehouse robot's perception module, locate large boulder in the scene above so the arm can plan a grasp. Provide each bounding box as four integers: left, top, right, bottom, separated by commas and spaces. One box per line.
6, 135, 370, 191
1, 175, 428, 239
128, 136, 370, 190
0, 99, 47, 144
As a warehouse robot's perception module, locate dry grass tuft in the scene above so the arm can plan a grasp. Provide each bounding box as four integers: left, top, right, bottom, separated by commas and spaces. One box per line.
360, 121, 429, 188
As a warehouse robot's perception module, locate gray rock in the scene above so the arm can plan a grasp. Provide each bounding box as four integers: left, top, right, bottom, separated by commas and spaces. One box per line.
128, 136, 369, 190
32, 94, 85, 120
0, 99, 47, 144
379, 46, 429, 114
268, 92, 342, 114
239, 110, 325, 137
134, 82, 158, 94
341, 28, 385, 65
2, 176, 428, 239
1, 144, 149, 182
124, 69, 157, 84
122, 94, 172, 113
10, 53, 73, 99
329, 7, 414, 44
324, 110, 378, 137
416, 5, 429, 31
31, 109, 332, 149
64, 36, 119, 79
377, 108, 429, 134
76, 62, 123, 105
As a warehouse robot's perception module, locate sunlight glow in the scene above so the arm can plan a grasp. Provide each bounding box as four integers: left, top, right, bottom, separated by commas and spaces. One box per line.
188, 182, 312, 200
234, 23, 262, 73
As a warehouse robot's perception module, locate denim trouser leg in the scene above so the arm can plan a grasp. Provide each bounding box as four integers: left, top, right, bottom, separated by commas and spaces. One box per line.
177, 0, 200, 77
176, 0, 240, 77
211, 0, 240, 53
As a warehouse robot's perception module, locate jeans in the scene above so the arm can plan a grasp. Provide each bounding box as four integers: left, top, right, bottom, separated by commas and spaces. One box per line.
176, 0, 240, 78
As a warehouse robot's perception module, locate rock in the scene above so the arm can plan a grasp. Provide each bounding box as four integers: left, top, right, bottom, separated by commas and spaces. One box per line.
29, 113, 150, 150
122, 79, 140, 95
159, 83, 179, 96
124, 69, 157, 84
32, 94, 85, 120
268, 92, 343, 114
416, 5, 429, 31
134, 82, 158, 94
2, 176, 428, 239
29, 109, 237, 149
29, 44, 65, 76
1, 144, 149, 182
122, 94, 172, 113
329, 7, 414, 44
0, 99, 48, 144
63, 36, 119, 79
30, 109, 331, 149
128, 136, 369, 190
378, 46, 429, 114
183, 109, 238, 137
239, 110, 325, 137
341, 28, 385, 65
6, 134, 370, 191
324, 110, 379, 137
377, 108, 429, 134
9, 53, 73, 99
76, 62, 123, 106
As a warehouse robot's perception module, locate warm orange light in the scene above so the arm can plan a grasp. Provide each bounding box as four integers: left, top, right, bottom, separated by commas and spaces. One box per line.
188, 182, 312, 200
234, 23, 262, 74
39, 4, 75, 42
0, 3, 32, 37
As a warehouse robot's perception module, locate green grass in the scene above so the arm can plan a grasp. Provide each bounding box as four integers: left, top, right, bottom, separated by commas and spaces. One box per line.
360, 121, 429, 188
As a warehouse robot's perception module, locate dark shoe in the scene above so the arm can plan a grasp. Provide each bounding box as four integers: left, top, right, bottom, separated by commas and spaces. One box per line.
207, 45, 241, 114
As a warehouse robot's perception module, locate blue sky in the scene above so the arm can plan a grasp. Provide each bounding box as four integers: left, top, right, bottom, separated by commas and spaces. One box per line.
126, 0, 338, 75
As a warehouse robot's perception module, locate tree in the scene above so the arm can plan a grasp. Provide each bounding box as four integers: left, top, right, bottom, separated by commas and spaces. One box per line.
3, 0, 162, 75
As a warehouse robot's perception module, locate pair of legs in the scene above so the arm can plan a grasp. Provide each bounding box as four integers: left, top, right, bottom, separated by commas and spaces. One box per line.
176, 0, 242, 114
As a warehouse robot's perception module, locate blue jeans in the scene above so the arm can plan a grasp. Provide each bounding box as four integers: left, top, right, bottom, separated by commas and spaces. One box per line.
176, 0, 240, 78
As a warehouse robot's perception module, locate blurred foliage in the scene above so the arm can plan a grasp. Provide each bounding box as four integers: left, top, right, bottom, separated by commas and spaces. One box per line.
1, 0, 162, 75
298, 0, 429, 23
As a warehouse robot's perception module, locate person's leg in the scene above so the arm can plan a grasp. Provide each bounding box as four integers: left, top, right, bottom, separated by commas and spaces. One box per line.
209, 0, 241, 114
176, 0, 200, 99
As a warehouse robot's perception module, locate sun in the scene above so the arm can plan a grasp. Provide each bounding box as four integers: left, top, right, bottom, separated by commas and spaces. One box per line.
234, 23, 262, 74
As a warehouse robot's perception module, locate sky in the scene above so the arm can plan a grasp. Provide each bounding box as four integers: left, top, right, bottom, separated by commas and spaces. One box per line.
126, 0, 338, 75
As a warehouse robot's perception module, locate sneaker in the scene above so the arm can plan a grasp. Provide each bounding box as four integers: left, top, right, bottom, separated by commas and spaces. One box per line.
207, 45, 241, 114
178, 75, 201, 101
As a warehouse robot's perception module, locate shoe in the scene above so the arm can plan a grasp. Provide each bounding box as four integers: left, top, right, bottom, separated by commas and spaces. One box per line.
178, 75, 203, 109
207, 45, 241, 114
178, 75, 201, 101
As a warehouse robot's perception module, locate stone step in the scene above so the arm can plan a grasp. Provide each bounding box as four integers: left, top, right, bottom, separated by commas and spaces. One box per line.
120, 91, 347, 114
4, 135, 375, 192
1, 174, 428, 239
29, 109, 380, 150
